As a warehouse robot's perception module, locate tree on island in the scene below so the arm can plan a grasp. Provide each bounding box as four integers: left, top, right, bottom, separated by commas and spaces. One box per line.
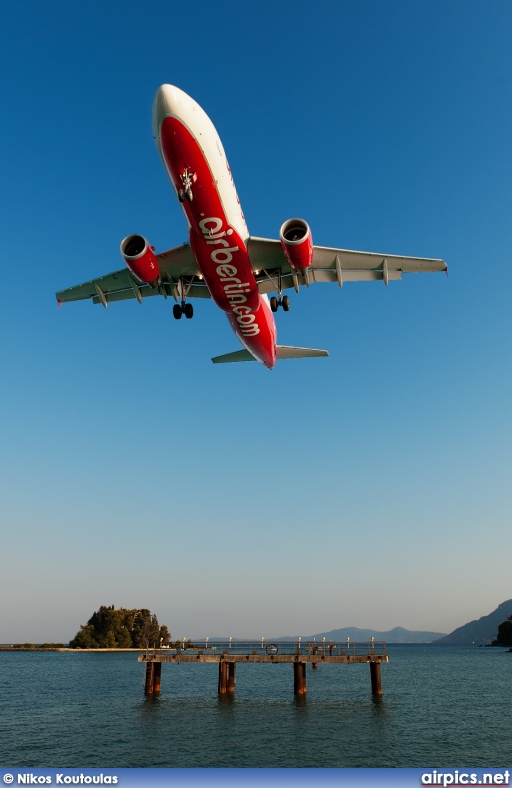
69, 605, 171, 649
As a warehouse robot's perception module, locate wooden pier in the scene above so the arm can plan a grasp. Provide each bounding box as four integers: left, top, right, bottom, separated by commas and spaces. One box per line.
139, 640, 388, 697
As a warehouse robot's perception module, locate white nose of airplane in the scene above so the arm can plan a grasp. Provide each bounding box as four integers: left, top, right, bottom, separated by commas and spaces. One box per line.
152, 84, 216, 162
152, 84, 194, 140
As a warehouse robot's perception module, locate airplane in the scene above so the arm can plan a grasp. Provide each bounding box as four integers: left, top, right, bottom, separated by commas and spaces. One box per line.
56, 84, 447, 369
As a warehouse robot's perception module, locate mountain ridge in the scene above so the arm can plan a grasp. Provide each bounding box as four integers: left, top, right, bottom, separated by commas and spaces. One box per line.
204, 626, 446, 643
433, 600, 512, 645
276, 626, 445, 643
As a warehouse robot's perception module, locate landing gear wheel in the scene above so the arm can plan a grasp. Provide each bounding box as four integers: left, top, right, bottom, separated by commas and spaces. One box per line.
270, 296, 278, 313
184, 303, 194, 319
178, 190, 185, 203
186, 188, 193, 202
173, 304, 182, 319
282, 295, 290, 311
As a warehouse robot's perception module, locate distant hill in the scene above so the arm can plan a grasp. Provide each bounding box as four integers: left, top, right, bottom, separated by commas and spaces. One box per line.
433, 600, 512, 645
276, 626, 446, 644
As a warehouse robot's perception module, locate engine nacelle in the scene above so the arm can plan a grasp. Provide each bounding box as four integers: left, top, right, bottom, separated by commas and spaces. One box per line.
279, 218, 313, 272
120, 234, 160, 287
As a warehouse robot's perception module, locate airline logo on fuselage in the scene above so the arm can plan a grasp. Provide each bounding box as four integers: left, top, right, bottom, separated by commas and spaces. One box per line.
199, 217, 259, 337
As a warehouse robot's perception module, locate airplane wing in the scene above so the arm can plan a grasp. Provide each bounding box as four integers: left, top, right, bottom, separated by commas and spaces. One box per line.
247, 237, 447, 294
57, 237, 447, 306
56, 243, 211, 306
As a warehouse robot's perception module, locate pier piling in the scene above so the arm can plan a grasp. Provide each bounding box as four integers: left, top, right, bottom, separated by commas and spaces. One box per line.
370, 661, 382, 695
293, 661, 307, 695
144, 661, 154, 695
227, 661, 236, 692
218, 661, 228, 694
153, 661, 162, 693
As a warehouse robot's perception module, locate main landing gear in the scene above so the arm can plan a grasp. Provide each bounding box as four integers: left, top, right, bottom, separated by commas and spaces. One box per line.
269, 269, 290, 312
178, 168, 196, 202
173, 302, 193, 319
173, 277, 194, 319
270, 295, 290, 312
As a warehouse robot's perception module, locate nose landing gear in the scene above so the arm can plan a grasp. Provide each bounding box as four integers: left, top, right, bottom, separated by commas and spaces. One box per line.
178, 168, 196, 202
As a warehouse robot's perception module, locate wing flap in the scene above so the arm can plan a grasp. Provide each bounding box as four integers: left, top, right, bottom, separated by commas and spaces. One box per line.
256, 268, 402, 294
90, 281, 211, 305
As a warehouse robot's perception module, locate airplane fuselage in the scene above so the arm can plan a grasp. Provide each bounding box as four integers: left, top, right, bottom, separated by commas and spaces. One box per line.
152, 85, 277, 369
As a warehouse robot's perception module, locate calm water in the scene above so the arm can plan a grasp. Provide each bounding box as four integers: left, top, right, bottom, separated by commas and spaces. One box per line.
1, 645, 511, 767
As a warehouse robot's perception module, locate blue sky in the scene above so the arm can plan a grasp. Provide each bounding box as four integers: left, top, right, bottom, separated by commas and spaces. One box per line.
1, 0, 511, 642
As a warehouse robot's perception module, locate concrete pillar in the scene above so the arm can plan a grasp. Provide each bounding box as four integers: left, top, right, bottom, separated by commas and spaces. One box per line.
293, 661, 307, 695
370, 661, 382, 695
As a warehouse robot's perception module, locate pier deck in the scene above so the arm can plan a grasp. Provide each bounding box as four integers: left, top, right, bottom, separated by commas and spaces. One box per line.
139, 640, 388, 696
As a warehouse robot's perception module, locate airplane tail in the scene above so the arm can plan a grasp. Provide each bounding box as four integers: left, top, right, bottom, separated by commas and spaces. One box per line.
211, 346, 329, 364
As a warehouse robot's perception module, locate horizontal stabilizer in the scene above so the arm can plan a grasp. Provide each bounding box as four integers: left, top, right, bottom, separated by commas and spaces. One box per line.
276, 345, 328, 359
211, 349, 256, 364
211, 346, 329, 364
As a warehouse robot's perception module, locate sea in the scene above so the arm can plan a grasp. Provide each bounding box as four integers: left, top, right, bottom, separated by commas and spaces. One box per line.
1, 645, 511, 768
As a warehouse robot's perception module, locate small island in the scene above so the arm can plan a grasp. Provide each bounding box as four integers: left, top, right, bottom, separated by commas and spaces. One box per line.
69, 605, 171, 649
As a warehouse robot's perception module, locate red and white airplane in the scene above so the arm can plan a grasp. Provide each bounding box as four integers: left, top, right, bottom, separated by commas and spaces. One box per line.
57, 84, 447, 369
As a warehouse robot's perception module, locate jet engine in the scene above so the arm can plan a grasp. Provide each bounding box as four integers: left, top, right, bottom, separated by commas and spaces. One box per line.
279, 218, 313, 272
120, 234, 160, 287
